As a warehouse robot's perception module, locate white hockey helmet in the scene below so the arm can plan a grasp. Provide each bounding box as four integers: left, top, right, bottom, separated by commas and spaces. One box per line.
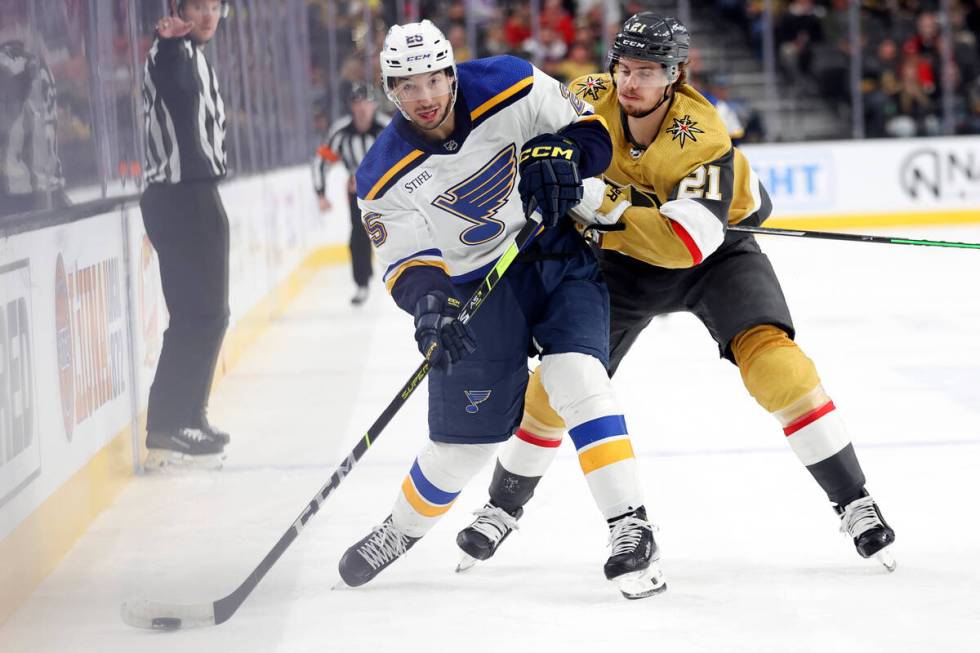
380, 20, 457, 125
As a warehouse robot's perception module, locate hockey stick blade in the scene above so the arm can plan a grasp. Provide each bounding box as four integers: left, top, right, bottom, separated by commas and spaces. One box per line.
120, 208, 543, 630
121, 599, 216, 630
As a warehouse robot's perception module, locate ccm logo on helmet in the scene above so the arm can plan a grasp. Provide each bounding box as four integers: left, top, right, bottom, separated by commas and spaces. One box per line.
406, 53, 431, 62
520, 145, 575, 162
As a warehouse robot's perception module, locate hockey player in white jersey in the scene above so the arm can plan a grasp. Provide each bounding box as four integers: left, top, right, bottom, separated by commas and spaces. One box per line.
336, 20, 665, 599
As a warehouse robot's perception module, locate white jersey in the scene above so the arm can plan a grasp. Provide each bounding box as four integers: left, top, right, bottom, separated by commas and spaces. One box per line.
355, 56, 605, 298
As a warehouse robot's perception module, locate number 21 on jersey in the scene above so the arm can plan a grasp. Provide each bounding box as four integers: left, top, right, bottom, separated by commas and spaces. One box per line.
677, 165, 722, 201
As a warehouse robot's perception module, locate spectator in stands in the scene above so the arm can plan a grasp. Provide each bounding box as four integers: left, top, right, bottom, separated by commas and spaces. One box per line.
525, 26, 568, 72
889, 54, 940, 135
0, 39, 70, 217
482, 22, 511, 57
863, 37, 903, 137
961, 78, 980, 133
504, 5, 532, 50
540, 0, 576, 46
777, 0, 825, 82
555, 41, 597, 83
447, 23, 473, 62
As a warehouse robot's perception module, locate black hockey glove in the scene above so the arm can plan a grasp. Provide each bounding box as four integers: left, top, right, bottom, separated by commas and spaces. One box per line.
518, 133, 583, 228
413, 291, 477, 373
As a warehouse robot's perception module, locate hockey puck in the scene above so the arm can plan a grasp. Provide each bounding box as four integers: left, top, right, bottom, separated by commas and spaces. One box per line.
151, 617, 182, 630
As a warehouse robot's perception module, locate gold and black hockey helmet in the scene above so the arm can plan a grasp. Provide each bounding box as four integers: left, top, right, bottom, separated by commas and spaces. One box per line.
609, 13, 690, 72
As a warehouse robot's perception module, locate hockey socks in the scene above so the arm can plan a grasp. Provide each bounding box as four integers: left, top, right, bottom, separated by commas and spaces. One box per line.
779, 395, 865, 505
540, 353, 644, 519
392, 441, 496, 538
732, 326, 867, 505
489, 427, 562, 512
567, 415, 643, 518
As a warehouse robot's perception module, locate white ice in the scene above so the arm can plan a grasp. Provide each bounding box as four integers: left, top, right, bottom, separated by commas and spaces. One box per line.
2, 226, 979, 652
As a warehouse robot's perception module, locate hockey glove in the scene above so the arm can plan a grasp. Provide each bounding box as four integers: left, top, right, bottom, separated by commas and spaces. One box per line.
413, 291, 477, 373
569, 178, 631, 226
518, 134, 583, 228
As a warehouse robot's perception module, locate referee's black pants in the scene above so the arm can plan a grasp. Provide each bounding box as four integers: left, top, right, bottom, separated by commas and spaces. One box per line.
348, 191, 373, 287
140, 181, 230, 434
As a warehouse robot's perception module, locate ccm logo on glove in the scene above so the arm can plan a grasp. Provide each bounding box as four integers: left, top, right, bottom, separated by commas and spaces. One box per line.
520, 145, 577, 162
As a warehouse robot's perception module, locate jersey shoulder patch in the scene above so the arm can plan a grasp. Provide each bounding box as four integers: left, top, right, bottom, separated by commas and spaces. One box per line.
570, 73, 614, 104
458, 55, 534, 125
355, 123, 428, 201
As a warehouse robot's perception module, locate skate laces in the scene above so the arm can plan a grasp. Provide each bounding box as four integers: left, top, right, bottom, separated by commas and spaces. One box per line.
359, 521, 412, 570
608, 517, 656, 556
839, 496, 883, 538
177, 428, 211, 443
468, 505, 520, 543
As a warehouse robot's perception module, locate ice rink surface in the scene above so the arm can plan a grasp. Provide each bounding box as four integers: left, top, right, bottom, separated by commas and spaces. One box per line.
2, 226, 979, 652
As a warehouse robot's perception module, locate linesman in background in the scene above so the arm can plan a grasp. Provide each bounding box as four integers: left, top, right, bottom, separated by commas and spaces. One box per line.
313, 84, 389, 306
139, 0, 231, 469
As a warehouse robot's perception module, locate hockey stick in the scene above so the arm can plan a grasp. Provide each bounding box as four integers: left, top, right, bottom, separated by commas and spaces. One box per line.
121, 212, 543, 630
729, 224, 980, 250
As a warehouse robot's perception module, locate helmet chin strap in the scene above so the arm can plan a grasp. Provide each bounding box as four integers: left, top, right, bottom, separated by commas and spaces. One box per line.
629, 85, 672, 119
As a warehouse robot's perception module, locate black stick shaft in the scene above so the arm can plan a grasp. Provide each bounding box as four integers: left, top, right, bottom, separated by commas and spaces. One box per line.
730, 224, 980, 250
211, 217, 541, 624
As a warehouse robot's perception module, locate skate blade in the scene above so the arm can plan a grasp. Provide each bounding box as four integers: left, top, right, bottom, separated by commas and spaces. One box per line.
874, 548, 897, 573
455, 553, 479, 574
613, 563, 667, 600
144, 449, 226, 472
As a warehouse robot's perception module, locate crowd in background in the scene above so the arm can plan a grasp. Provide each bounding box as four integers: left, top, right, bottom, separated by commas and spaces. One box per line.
713, 0, 980, 136
307, 0, 980, 140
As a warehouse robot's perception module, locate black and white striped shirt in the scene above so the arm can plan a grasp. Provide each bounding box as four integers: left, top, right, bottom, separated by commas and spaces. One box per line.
313, 113, 388, 196
142, 36, 226, 185
0, 41, 65, 197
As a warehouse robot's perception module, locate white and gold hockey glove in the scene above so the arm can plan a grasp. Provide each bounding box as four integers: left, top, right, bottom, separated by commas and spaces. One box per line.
569, 178, 630, 244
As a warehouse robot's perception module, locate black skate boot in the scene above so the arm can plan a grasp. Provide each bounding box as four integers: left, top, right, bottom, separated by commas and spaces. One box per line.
605, 507, 667, 599
338, 516, 420, 587
835, 490, 896, 571
455, 503, 523, 572
144, 427, 226, 470
351, 285, 369, 306
200, 418, 231, 446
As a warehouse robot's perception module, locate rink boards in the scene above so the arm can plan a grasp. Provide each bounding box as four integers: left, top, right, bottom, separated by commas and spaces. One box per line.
0, 164, 350, 624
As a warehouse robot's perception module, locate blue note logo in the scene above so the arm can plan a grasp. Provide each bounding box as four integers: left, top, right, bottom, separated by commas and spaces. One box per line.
432, 144, 517, 245
464, 390, 492, 414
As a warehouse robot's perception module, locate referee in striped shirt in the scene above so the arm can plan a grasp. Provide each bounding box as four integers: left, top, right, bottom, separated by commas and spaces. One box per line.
314, 85, 388, 305
139, 0, 231, 469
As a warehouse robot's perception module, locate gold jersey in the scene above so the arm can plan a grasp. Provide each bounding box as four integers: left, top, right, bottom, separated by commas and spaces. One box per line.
570, 74, 770, 268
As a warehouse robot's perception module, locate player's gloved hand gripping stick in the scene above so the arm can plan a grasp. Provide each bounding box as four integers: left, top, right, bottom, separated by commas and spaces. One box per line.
518, 133, 583, 228
121, 205, 544, 630
413, 292, 477, 373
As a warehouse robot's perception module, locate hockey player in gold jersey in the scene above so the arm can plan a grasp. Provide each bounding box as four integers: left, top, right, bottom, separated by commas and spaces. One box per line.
456, 12, 896, 576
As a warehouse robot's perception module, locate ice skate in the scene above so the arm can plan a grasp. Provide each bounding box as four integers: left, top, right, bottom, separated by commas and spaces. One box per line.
200, 418, 231, 446
836, 491, 896, 572
605, 508, 666, 599
351, 285, 369, 306
338, 515, 420, 587
144, 427, 226, 471
455, 504, 522, 572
